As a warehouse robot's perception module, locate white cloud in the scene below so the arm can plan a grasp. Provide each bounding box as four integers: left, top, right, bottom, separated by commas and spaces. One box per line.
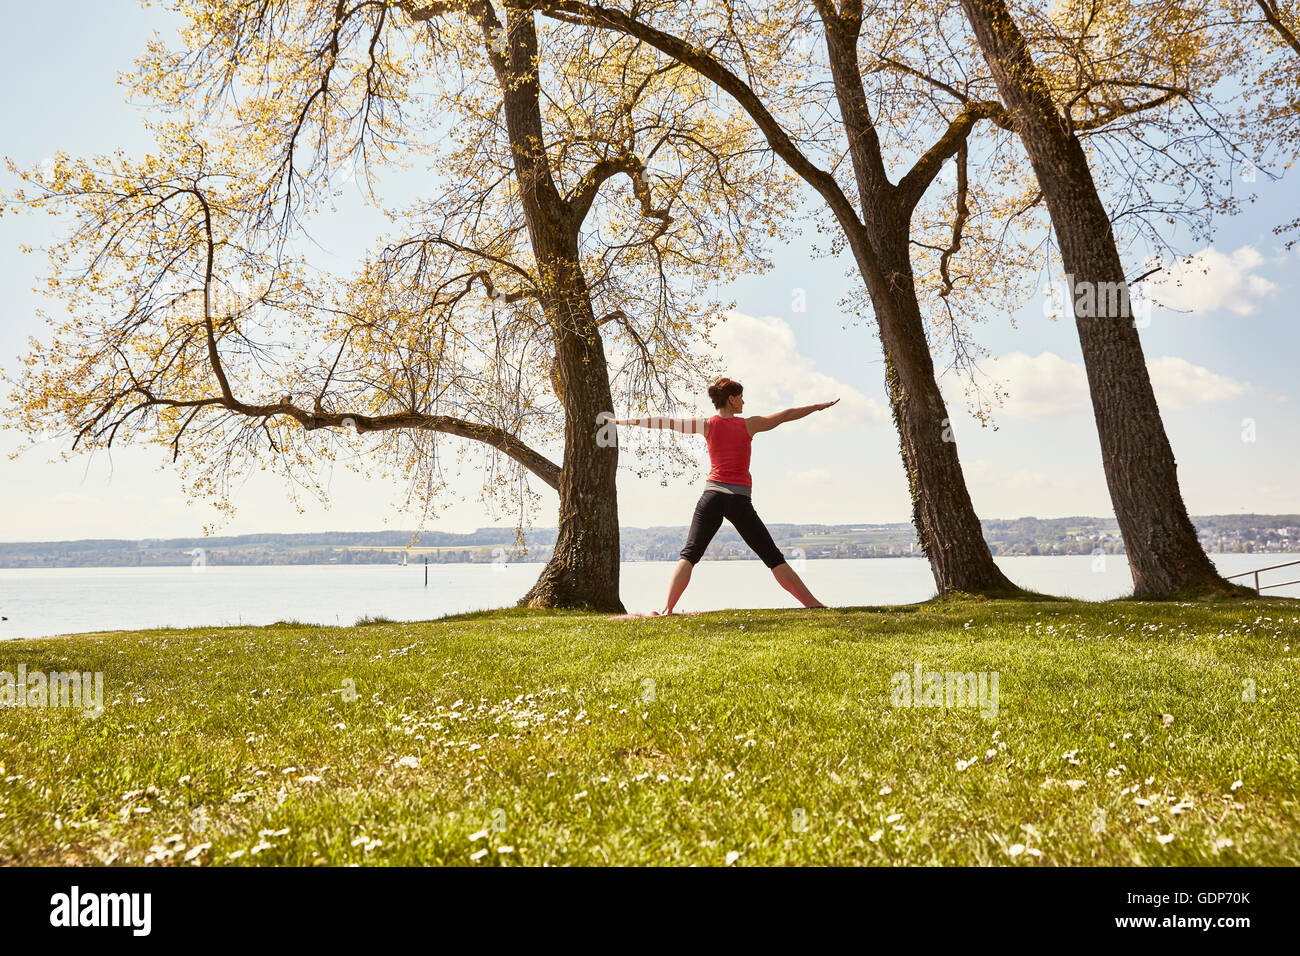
970, 352, 1092, 419
1146, 356, 1248, 409
1146, 245, 1277, 316
707, 311, 889, 431
960, 351, 1248, 420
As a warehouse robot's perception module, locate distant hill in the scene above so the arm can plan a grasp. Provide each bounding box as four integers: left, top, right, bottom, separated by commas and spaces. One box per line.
0, 514, 1295, 568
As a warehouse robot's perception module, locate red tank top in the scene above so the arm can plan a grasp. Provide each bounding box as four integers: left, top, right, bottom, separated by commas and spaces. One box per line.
706, 415, 752, 487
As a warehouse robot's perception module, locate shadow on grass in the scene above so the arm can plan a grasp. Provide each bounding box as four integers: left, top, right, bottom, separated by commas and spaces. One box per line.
925, 587, 1066, 605
1116, 581, 1268, 603
277, 586, 1299, 636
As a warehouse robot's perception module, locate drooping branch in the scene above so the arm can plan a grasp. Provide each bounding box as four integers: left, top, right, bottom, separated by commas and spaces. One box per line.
938, 141, 969, 299
79, 380, 562, 490
264, 402, 562, 489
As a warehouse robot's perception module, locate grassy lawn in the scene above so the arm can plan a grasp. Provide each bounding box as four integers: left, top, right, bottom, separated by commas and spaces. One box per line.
1, 597, 1296, 866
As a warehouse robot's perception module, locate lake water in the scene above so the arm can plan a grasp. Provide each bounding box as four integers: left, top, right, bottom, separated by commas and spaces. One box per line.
0, 553, 1293, 641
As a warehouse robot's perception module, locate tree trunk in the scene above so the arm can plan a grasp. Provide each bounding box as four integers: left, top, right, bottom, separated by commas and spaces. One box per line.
823, 14, 1019, 595
517, 254, 625, 613
487, 5, 625, 612
873, 220, 1019, 594
959, 0, 1237, 597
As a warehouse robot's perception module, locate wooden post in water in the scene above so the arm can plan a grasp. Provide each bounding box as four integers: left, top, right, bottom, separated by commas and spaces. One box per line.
424, 556, 428, 588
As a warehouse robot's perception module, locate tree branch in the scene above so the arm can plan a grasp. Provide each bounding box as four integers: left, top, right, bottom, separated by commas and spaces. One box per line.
1257, 0, 1300, 58
896, 100, 1008, 211
938, 142, 969, 298
567, 152, 675, 231
532, 0, 865, 235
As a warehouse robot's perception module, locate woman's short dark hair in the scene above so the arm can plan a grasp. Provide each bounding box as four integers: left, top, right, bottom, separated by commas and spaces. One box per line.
707, 376, 743, 409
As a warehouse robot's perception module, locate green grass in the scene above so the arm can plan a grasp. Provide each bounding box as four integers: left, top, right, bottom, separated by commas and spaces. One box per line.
1, 598, 1297, 866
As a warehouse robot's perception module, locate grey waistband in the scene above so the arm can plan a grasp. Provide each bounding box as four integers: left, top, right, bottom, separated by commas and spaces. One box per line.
704, 481, 752, 496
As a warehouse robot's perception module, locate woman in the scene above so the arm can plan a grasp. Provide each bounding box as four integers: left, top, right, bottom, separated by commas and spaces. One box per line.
612, 377, 838, 614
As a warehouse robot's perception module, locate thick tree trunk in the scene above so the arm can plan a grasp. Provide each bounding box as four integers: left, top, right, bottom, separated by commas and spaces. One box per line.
517, 259, 625, 613
487, 6, 624, 611
872, 222, 1020, 594
959, 0, 1236, 597
824, 15, 1018, 595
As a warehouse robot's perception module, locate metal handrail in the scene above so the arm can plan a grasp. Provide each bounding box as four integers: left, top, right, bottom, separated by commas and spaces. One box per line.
1226, 558, 1300, 593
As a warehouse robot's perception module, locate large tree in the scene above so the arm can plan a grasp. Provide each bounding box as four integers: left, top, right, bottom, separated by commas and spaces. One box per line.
957, 0, 1241, 596
2, 1, 784, 611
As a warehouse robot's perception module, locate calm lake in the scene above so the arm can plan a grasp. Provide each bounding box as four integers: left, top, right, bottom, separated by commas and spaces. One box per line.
1, 553, 1294, 641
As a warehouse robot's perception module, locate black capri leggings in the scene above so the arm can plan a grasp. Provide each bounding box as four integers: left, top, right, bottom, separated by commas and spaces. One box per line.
679, 490, 788, 569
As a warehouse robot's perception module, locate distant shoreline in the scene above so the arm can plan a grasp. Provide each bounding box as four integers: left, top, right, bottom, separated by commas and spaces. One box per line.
0, 550, 1292, 571
0, 512, 1295, 569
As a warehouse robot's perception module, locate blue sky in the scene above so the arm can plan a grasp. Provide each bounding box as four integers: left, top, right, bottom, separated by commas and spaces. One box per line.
2, 1, 1297, 542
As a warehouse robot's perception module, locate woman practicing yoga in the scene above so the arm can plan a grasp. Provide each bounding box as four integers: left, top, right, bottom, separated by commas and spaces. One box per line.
612, 377, 838, 614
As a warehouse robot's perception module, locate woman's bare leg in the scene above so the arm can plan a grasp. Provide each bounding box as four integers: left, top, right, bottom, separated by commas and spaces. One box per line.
660, 559, 694, 615
773, 562, 824, 608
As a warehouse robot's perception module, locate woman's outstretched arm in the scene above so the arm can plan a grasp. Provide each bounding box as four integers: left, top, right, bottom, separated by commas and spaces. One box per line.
747, 399, 839, 435
610, 415, 710, 435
